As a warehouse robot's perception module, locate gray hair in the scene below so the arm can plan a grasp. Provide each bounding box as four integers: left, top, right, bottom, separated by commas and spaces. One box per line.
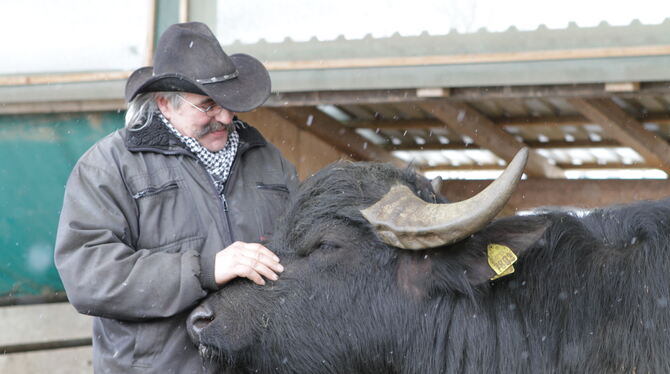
125, 92, 182, 129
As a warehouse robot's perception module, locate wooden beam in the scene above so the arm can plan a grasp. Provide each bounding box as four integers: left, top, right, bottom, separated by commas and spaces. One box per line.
268, 107, 406, 168
265, 89, 425, 107
145, 0, 157, 66
350, 117, 582, 130
421, 162, 657, 171
0, 303, 91, 349
264, 45, 670, 71
351, 119, 445, 130
496, 115, 592, 127
239, 108, 354, 180
0, 72, 130, 86
441, 179, 670, 212
605, 82, 640, 92
447, 82, 670, 101
388, 139, 621, 151
0, 100, 126, 114
263, 84, 670, 107
179, 0, 189, 22
0, 346, 93, 374
349, 113, 670, 130
418, 102, 564, 178
569, 98, 670, 174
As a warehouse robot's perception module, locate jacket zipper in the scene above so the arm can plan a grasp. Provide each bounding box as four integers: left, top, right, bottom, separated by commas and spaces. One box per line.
132, 182, 179, 199
256, 182, 290, 193
219, 151, 242, 243
200, 167, 235, 244
203, 141, 260, 244
219, 141, 261, 242
220, 194, 235, 242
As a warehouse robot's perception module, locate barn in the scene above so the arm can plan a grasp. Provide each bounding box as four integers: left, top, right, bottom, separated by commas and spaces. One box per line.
1, 0, 670, 372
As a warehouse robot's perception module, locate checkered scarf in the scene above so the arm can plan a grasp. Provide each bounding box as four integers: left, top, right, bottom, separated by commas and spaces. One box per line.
159, 113, 239, 194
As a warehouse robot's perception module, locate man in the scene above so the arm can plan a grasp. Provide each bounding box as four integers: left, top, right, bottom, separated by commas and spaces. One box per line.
54, 22, 298, 373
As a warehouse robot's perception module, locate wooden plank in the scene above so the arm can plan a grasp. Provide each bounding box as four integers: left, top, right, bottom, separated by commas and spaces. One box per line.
351, 119, 446, 130
349, 113, 670, 131
3, 84, 670, 112
298, 131, 352, 179
0, 72, 130, 86
0, 292, 68, 307
0, 100, 126, 114
240, 108, 353, 180
605, 82, 640, 92
0, 303, 91, 347
2, 41, 670, 85
569, 98, 670, 174
264, 45, 670, 71
145, 0, 157, 66
0, 346, 92, 374
238, 109, 301, 168
422, 162, 655, 171
179, 0, 189, 22
389, 139, 622, 151
441, 179, 670, 212
269, 107, 406, 168
449, 82, 670, 101
264, 84, 648, 107
418, 101, 564, 178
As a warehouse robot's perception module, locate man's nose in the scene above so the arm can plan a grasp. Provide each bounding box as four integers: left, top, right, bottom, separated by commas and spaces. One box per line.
214, 107, 235, 124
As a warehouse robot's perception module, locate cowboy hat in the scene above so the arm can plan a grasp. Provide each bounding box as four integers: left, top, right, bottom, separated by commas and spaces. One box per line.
124, 22, 270, 112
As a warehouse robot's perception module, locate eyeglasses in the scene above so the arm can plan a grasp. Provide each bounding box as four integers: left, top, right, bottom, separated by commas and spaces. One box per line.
177, 94, 222, 114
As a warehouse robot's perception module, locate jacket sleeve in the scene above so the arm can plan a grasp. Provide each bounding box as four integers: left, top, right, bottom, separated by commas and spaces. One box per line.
54, 161, 207, 321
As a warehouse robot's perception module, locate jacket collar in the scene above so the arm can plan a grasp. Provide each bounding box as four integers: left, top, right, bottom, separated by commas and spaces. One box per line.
124, 115, 266, 154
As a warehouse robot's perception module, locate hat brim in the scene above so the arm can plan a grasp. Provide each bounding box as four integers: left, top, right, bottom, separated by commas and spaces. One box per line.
125, 54, 271, 112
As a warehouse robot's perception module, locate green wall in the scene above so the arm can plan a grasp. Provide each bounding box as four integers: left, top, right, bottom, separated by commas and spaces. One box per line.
0, 111, 124, 297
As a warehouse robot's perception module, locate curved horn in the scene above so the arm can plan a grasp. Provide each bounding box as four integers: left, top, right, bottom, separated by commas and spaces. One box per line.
360, 148, 529, 250
430, 176, 443, 194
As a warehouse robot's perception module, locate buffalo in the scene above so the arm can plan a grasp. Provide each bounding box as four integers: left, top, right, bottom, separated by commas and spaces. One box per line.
187, 148, 670, 373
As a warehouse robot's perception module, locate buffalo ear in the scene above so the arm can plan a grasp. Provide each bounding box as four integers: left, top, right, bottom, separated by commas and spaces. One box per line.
442, 214, 550, 287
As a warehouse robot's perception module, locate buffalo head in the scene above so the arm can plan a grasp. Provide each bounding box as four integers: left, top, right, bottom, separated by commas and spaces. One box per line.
187, 148, 553, 373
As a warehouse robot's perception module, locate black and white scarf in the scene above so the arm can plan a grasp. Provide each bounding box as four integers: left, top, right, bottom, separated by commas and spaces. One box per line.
159, 113, 239, 194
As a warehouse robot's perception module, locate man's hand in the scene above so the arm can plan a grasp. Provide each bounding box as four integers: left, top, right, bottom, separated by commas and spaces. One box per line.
214, 241, 284, 286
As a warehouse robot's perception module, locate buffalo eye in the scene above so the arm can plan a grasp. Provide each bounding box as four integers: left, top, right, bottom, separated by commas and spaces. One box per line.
318, 240, 340, 251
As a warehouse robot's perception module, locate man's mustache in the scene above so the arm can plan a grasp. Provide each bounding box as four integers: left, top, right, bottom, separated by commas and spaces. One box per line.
195, 121, 235, 139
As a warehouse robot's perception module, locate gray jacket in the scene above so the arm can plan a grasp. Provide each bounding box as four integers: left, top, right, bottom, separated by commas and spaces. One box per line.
55, 118, 298, 373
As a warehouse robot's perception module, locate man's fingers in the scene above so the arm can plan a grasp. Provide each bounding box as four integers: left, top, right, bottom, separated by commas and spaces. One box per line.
238, 265, 265, 285
240, 249, 284, 273
237, 257, 279, 281
215, 242, 285, 285
238, 242, 280, 262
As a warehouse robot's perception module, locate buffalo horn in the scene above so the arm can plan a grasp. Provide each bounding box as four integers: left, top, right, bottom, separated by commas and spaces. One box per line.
430, 176, 443, 194
360, 148, 529, 250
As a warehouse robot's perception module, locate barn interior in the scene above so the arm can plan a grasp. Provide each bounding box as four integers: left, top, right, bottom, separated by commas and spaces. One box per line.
1, 0, 669, 372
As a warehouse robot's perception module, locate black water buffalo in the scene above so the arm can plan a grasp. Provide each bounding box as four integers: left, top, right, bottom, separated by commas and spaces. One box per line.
187, 148, 670, 373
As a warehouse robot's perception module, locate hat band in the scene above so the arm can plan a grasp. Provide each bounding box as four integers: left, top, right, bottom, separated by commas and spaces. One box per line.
195, 70, 239, 84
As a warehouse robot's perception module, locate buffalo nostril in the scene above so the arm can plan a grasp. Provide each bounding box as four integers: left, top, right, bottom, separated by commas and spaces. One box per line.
188, 304, 215, 339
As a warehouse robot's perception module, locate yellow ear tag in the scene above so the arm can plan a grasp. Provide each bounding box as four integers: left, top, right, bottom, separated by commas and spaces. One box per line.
487, 244, 517, 280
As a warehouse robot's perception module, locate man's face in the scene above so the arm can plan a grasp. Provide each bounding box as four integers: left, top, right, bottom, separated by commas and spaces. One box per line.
157, 92, 236, 152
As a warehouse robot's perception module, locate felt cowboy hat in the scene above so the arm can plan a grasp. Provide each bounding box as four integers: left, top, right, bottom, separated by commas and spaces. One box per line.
124, 22, 271, 112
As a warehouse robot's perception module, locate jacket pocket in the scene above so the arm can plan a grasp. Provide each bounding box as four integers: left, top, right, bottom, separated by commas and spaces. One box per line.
128, 168, 204, 250
131, 321, 164, 368
131, 182, 179, 199
256, 182, 290, 193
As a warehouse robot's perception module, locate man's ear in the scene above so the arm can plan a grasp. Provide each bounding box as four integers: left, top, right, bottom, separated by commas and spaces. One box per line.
155, 95, 171, 119
433, 214, 551, 290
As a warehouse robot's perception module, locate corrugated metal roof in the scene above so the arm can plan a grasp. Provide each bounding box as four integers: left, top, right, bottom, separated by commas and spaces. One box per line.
224, 19, 670, 91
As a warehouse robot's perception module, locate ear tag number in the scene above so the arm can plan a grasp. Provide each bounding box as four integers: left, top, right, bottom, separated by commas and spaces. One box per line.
487, 244, 517, 280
